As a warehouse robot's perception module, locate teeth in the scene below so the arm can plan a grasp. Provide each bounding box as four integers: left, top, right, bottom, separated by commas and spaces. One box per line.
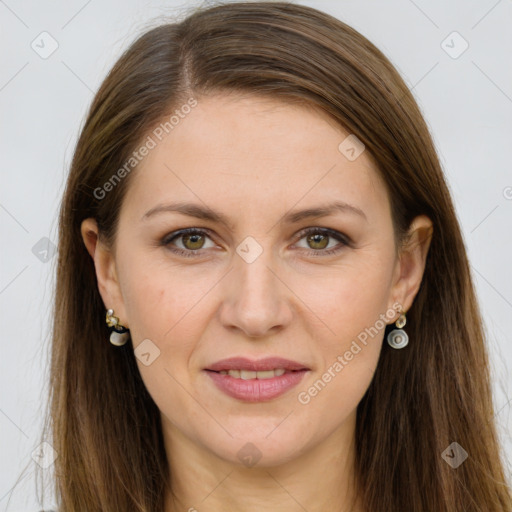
240, 370, 257, 380
218, 369, 288, 379
253, 370, 275, 379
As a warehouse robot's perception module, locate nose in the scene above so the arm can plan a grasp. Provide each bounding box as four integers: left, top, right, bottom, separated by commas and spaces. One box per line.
217, 243, 294, 339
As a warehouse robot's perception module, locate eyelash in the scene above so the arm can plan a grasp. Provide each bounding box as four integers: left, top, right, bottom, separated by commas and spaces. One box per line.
160, 227, 351, 259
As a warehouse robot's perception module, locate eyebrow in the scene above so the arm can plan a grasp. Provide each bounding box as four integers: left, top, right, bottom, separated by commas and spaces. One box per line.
141, 200, 367, 228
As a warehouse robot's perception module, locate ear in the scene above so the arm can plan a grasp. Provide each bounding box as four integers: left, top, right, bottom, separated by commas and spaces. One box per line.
81, 218, 129, 326
388, 214, 433, 317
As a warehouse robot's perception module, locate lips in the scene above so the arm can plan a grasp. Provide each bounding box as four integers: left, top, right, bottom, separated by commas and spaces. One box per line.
206, 356, 310, 373
218, 368, 286, 379
204, 356, 310, 402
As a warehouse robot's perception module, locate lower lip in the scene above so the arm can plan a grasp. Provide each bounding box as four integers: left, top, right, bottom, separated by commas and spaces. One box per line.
205, 370, 308, 402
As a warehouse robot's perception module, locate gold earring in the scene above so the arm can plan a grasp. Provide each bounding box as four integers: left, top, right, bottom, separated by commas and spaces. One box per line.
106, 308, 130, 346
387, 311, 408, 349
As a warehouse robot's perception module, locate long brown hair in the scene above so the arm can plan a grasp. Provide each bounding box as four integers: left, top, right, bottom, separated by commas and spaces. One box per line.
31, 1, 511, 510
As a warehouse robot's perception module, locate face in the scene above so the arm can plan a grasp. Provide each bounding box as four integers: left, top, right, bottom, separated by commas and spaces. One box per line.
84, 93, 424, 469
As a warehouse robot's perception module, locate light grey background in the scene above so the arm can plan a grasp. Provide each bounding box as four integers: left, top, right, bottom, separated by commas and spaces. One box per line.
1, 0, 511, 510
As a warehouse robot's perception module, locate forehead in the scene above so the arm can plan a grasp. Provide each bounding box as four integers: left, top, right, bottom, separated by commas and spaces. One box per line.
122, 93, 389, 225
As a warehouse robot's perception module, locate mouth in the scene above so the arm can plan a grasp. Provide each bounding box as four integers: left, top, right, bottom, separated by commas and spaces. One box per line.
206, 368, 298, 379
205, 356, 310, 373
203, 357, 310, 402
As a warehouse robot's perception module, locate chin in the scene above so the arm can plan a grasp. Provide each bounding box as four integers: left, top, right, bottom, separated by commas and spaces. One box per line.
200, 422, 312, 468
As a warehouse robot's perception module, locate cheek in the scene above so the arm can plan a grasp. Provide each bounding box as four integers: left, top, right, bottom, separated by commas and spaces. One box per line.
117, 256, 217, 389
299, 254, 394, 346
120, 270, 168, 340
117, 249, 203, 340
296, 280, 386, 426
117, 262, 203, 416
294, 252, 393, 403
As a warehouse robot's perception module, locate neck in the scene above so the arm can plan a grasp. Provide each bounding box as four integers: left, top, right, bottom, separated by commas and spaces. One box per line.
162, 411, 364, 512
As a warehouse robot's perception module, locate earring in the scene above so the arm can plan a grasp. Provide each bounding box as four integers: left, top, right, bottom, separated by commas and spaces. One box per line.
387, 311, 408, 349
106, 308, 130, 346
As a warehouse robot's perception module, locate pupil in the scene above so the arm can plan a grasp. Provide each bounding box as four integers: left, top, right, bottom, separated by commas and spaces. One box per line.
184, 234, 203, 249
309, 233, 328, 249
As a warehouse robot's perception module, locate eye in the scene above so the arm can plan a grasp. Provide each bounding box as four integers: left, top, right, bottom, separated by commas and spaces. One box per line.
161, 227, 350, 258
293, 227, 350, 256
161, 228, 216, 258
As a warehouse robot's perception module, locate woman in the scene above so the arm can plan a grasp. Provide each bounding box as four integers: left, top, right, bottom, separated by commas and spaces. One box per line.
35, 1, 511, 511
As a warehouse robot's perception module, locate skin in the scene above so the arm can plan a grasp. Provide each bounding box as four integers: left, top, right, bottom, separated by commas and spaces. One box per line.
81, 93, 433, 512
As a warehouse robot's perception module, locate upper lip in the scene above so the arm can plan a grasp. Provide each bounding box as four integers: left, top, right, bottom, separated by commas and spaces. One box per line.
206, 357, 310, 372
